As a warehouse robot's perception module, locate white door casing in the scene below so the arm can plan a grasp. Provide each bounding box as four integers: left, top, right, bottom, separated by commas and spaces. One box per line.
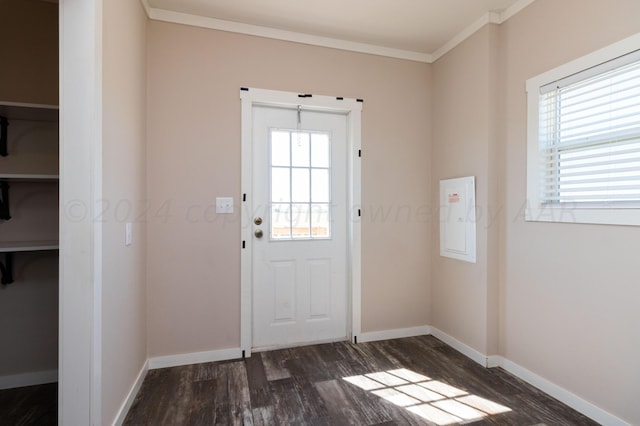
240, 88, 362, 355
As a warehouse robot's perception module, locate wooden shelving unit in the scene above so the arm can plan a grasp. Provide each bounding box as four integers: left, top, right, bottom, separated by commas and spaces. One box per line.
0, 174, 58, 181
0, 241, 59, 253
0, 101, 59, 285
0, 102, 58, 121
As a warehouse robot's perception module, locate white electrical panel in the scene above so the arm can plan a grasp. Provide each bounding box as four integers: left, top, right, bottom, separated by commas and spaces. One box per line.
440, 176, 476, 263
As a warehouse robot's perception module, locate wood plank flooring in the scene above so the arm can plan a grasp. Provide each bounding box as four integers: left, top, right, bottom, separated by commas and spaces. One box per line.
124, 336, 597, 425
0, 382, 57, 425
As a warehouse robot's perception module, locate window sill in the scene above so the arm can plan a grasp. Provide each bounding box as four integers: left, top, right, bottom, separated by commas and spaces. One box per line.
524, 203, 640, 226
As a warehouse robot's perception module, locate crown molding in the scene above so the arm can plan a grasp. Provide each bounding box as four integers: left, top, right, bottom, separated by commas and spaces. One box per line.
140, 0, 536, 64
146, 7, 433, 63
431, 0, 536, 61
500, 0, 536, 22
431, 11, 499, 61
140, 0, 152, 18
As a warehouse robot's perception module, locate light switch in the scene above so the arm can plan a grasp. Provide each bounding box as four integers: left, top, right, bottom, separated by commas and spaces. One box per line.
216, 197, 234, 214
125, 222, 132, 246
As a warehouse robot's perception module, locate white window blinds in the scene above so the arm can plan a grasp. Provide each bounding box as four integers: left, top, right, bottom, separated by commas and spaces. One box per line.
538, 49, 640, 204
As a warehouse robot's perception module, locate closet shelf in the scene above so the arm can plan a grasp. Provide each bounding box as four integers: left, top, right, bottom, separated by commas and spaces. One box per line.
0, 242, 58, 285
0, 102, 59, 122
0, 176, 58, 220
0, 240, 59, 253
0, 174, 59, 182
0, 101, 58, 157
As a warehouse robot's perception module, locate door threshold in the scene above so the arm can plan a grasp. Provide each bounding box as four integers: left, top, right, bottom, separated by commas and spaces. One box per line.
251, 336, 348, 353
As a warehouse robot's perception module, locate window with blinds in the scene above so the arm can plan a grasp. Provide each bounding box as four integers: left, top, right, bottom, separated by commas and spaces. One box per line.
538, 50, 640, 204
526, 33, 640, 226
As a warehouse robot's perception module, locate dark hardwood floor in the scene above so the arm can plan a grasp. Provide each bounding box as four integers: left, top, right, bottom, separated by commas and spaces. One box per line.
124, 336, 597, 425
0, 382, 57, 426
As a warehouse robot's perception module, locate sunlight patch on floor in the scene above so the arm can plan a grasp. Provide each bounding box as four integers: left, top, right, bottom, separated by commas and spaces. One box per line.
342, 368, 511, 425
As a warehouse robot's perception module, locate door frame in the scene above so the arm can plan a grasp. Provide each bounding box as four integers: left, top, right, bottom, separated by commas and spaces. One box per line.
60, 0, 103, 423
240, 88, 362, 356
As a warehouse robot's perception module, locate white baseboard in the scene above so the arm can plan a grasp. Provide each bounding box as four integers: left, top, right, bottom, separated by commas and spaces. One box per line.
0, 369, 58, 390
148, 347, 243, 370
113, 360, 149, 426
357, 325, 432, 343
429, 327, 488, 367
428, 328, 628, 425
488, 356, 630, 426
432, 329, 628, 424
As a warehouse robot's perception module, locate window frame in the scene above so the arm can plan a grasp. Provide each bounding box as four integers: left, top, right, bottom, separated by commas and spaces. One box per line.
525, 32, 640, 226
268, 128, 333, 241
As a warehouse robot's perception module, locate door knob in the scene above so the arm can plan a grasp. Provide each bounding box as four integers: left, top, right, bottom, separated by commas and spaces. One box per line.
254, 217, 263, 225
254, 229, 264, 238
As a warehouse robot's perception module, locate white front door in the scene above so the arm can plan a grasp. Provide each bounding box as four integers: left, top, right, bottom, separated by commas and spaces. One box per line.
250, 104, 349, 349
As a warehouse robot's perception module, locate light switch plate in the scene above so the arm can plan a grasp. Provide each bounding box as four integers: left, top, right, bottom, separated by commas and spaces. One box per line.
216, 197, 234, 214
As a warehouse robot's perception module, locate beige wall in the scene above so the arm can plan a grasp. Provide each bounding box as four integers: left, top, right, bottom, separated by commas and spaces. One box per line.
101, 0, 148, 423
146, 22, 432, 357
500, 1, 640, 423
431, 25, 501, 355
0, 0, 57, 105
432, 0, 640, 423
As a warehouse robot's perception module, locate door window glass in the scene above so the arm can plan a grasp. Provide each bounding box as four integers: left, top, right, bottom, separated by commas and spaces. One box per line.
270, 129, 332, 239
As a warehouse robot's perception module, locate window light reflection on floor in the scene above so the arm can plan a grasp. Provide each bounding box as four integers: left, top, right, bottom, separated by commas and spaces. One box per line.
342, 368, 511, 425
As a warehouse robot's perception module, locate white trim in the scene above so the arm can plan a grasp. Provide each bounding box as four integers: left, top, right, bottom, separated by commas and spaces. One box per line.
142, 1, 535, 64
488, 356, 631, 426
147, 7, 431, 63
432, 0, 536, 62
138, 0, 152, 18
486, 354, 503, 368
430, 329, 628, 424
148, 348, 243, 370
92, 0, 104, 421
59, 0, 103, 424
0, 369, 58, 390
431, 12, 498, 61
527, 33, 640, 91
349, 107, 362, 343
429, 327, 488, 367
357, 325, 431, 343
112, 361, 149, 426
239, 90, 253, 358
499, 0, 536, 22
239, 88, 362, 354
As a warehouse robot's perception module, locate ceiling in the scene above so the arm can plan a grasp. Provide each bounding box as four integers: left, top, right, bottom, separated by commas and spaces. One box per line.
144, 0, 532, 62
